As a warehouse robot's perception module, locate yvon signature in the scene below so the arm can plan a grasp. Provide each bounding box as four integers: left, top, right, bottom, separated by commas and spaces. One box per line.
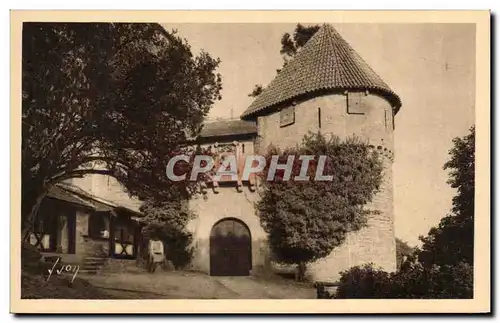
46, 257, 80, 283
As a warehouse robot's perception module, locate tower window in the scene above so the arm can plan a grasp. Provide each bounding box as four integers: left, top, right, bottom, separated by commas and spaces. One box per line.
385, 109, 392, 131
280, 106, 295, 127
318, 107, 322, 129
242, 143, 245, 153
347, 92, 366, 115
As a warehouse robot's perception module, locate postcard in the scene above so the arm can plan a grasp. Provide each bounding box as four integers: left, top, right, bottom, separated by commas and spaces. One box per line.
10, 10, 490, 314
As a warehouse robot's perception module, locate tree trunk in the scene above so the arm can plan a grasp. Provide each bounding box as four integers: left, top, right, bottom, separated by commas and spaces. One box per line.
21, 189, 49, 242
296, 262, 307, 281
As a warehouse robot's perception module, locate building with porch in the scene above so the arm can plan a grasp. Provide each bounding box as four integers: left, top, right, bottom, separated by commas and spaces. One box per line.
28, 179, 144, 272
29, 24, 401, 282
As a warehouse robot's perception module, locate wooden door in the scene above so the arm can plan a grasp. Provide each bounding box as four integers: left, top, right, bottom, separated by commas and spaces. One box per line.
210, 218, 251, 276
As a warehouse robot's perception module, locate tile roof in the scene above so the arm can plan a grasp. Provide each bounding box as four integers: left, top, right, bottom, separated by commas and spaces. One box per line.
54, 182, 143, 215
241, 24, 402, 119
47, 185, 97, 209
198, 119, 257, 138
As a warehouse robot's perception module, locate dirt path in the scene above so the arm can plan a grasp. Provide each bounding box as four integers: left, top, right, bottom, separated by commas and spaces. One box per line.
83, 271, 315, 299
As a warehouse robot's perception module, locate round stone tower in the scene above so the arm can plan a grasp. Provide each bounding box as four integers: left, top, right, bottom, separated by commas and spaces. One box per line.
240, 24, 402, 282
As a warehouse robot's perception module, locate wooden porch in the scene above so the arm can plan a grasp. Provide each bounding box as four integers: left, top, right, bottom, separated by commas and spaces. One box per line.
26, 184, 144, 261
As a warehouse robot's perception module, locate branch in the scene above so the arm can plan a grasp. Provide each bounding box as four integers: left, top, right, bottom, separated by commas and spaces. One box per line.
49, 168, 113, 185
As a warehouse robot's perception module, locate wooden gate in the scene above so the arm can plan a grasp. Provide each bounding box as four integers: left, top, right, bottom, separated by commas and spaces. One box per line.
210, 218, 251, 276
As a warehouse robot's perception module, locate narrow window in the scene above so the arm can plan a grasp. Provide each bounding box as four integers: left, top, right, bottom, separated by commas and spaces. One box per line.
385, 109, 392, 131
242, 143, 245, 154
318, 107, 322, 129
280, 106, 295, 127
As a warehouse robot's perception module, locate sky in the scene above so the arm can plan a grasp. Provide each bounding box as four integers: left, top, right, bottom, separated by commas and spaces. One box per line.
162, 23, 476, 246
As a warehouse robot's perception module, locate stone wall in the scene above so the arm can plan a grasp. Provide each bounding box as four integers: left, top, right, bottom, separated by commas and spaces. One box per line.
75, 209, 110, 258
257, 91, 394, 152
256, 91, 397, 282
70, 174, 142, 213
187, 185, 269, 274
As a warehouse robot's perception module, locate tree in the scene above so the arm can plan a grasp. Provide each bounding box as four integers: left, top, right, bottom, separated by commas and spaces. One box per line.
418, 126, 475, 267
248, 84, 264, 98
22, 23, 222, 240
257, 132, 383, 280
396, 238, 416, 271
247, 24, 320, 97
279, 24, 321, 60
140, 199, 195, 269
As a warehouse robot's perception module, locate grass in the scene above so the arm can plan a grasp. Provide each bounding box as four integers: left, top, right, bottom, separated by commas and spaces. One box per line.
20, 243, 118, 299
21, 271, 117, 299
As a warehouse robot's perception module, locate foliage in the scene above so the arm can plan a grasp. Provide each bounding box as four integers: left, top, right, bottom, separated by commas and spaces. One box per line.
418, 126, 475, 267
141, 199, 195, 269
333, 262, 473, 299
248, 84, 264, 98
395, 238, 416, 271
22, 23, 222, 237
280, 24, 321, 59
247, 23, 320, 97
257, 132, 383, 279
334, 264, 392, 298
332, 126, 475, 299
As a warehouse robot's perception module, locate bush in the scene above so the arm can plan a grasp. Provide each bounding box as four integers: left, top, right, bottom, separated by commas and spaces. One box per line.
334, 261, 473, 299
142, 223, 194, 270
335, 264, 392, 298
164, 227, 194, 270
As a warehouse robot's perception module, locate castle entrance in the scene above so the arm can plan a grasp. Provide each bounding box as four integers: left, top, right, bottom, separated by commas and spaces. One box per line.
210, 218, 252, 276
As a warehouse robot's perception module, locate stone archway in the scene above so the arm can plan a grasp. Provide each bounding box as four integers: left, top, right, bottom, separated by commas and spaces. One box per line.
209, 218, 252, 276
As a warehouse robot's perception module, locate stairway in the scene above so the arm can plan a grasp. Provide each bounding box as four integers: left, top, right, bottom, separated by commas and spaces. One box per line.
43, 255, 60, 264
80, 257, 108, 275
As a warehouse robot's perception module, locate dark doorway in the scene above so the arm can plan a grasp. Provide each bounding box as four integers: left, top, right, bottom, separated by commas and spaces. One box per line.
67, 212, 76, 254
210, 218, 251, 276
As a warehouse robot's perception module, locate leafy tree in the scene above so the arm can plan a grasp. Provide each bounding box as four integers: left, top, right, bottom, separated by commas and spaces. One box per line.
22, 23, 222, 240
140, 199, 195, 269
418, 126, 475, 267
247, 24, 320, 98
257, 132, 383, 280
280, 23, 321, 60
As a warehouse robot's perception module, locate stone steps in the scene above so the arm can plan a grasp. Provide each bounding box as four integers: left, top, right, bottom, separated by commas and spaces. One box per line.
79, 256, 108, 275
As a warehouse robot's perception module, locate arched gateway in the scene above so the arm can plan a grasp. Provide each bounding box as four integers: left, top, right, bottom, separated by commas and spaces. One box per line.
209, 218, 252, 276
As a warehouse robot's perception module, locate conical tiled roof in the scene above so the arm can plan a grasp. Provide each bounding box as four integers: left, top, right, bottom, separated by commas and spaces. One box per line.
241, 24, 402, 119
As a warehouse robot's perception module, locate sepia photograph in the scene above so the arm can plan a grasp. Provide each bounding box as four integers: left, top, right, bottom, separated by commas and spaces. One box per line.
10, 10, 490, 314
